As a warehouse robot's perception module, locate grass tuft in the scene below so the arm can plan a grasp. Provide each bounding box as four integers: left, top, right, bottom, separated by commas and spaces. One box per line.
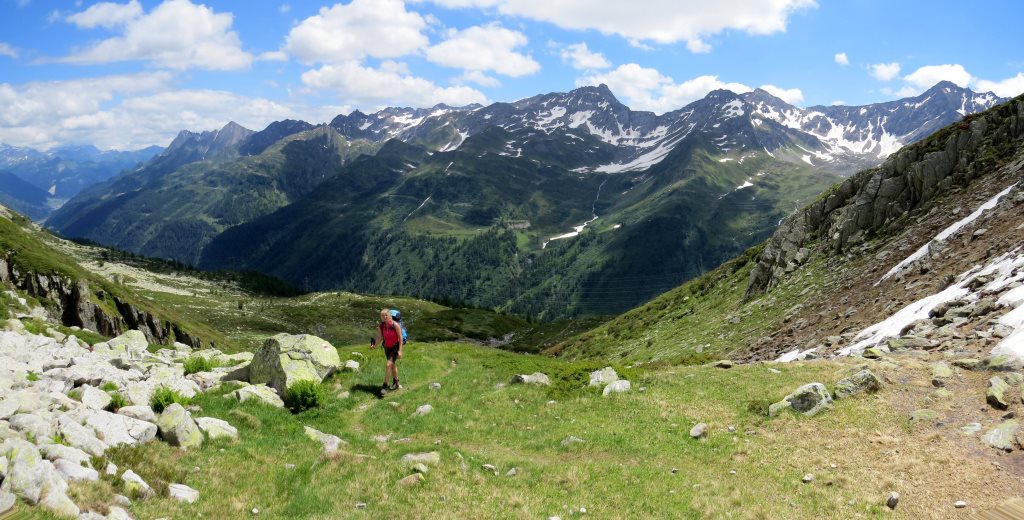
150, 387, 190, 413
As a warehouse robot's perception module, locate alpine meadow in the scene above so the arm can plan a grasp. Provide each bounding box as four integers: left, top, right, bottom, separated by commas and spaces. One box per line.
2, 1, 1024, 519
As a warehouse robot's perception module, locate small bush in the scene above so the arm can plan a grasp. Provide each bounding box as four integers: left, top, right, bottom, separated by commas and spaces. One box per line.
68, 388, 83, 401
283, 380, 326, 413
26, 371, 39, 382
100, 382, 119, 392
107, 392, 129, 412
182, 356, 219, 375
150, 387, 190, 413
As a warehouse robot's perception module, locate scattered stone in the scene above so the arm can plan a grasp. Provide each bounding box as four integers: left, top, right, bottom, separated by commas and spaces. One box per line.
156, 403, 203, 449
560, 436, 585, 447
602, 380, 631, 397
510, 373, 550, 386
168, 483, 200, 504
106, 462, 118, 476
887, 491, 899, 509
401, 452, 440, 466
862, 347, 884, 359
482, 464, 497, 474
9, 414, 55, 442
106, 506, 133, 520
396, 473, 425, 487
343, 360, 360, 372
982, 420, 1018, 451
588, 367, 618, 387
506, 467, 517, 477
412, 404, 433, 417
232, 385, 285, 408
248, 334, 341, 394
987, 377, 1011, 410
930, 363, 954, 387
54, 458, 99, 482
834, 369, 882, 398
303, 426, 345, 456
984, 355, 1020, 372
121, 469, 154, 499
113, 494, 131, 507
356, 502, 367, 509
931, 388, 954, 400
411, 463, 429, 474
195, 417, 239, 440
802, 474, 814, 483
428, 382, 441, 391
689, 423, 708, 439
955, 500, 967, 509
769, 383, 834, 417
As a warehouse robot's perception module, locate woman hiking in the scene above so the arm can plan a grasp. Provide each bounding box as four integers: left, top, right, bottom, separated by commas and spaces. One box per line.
372, 308, 404, 396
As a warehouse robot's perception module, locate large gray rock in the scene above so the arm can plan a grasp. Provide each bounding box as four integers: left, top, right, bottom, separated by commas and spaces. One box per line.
117, 405, 156, 423
769, 383, 834, 417
195, 417, 238, 440
81, 409, 158, 447
168, 483, 200, 504
982, 420, 1019, 451
155, 404, 203, 449
39, 444, 91, 467
248, 334, 340, 394
56, 415, 107, 457
589, 367, 618, 387
987, 377, 1011, 410
79, 385, 113, 410
0, 438, 46, 503
107, 330, 148, 354
510, 373, 550, 386
8, 413, 55, 442
121, 469, 153, 499
54, 458, 98, 482
602, 380, 631, 397
834, 370, 882, 398
0, 490, 13, 515
303, 426, 345, 456
232, 385, 285, 408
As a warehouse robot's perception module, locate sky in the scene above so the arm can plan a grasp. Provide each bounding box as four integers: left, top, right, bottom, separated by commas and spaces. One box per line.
1, 0, 1022, 151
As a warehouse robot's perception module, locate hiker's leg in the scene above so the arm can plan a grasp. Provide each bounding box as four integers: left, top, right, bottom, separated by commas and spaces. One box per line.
384, 360, 394, 384
392, 360, 399, 385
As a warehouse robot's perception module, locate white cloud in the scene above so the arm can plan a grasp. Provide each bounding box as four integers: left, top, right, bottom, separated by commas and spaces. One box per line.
830, 100, 846, 106
559, 42, 610, 70
426, 0, 816, 49
0, 43, 18, 59
66, 0, 142, 29
975, 72, 1024, 97
61, 0, 252, 70
301, 61, 487, 109
284, 0, 428, 64
903, 64, 972, 89
425, 23, 539, 77
759, 84, 803, 104
457, 70, 501, 87
578, 63, 752, 113
686, 38, 712, 54
834, 52, 848, 66
869, 62, 900, 81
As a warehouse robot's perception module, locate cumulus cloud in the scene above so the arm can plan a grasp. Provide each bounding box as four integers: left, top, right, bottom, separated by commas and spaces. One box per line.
578, 63, 753, 113
834, 52, 848, 66
457, 70, 502, 87
61, 0, 252, 70
559, 42, 610, 70
301, 61, 487, 109
0, 72, 331, 150
284, 0, 428, 63
903, 64, 972, 89
425, 0, 816, 50
425, 23, 539, 77
976, 72, 1024, 97
0, 43, 18, 59
759, 84, 803, 104
66, 0, 143, 29
869, 62, 900, 81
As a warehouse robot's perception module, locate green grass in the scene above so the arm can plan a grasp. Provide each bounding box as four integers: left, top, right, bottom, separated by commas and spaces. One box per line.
183, 355, 221, 375
97, 341, 898, 519
149, 387, 191, 413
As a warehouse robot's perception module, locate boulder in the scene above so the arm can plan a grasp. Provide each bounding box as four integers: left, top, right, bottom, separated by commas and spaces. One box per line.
79, 385, 113, 410
248, 334, 341, 394
38, 445, 91, 467
232, 385, 285, 408
510, 373, 550, 386
602, 380, 631, 397
117, 406, 157, 423
56, 415, 107, 457
930, 363, 954, 387
121, 469, 153, 499
689, 423, 708, 439
303, 426, 345, 456
862, 347, 884, 359
982, 420, 1019, 451
168, 483, 200, 504
400, 452, 440, 466
81, 409, 158, 447
769, 383, 834, 417
412, 404, 433, 417
589, 367, 618, 387
195, 417, 238, 440
107, 331, 148, 354
155, 404, 202, 449
0, 438, 46, 503
984, 355, 1020, 372
834, 370, 882, 398
0, 491, 13, 515
343, 360, 360, 372
8, 413, 55, 442
54, 458, 98, 482
987, 377, 1011, 410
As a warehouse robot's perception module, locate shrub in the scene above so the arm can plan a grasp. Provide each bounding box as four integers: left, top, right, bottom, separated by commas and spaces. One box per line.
283, 380, 326, 413
26, 371, 39, 382
182, 355, 219, 375
68, 388, 83, 401
100, 382, 119, 392
150, 387, 190, 413
107, 392, 129, 412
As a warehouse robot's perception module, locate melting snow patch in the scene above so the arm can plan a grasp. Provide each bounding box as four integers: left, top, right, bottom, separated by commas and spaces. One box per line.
612, 224, 621, 229
736, 181, 753, 190
776, 348, 816, 363
718, 158, 734, 163
801, 155, 814, 166
879, 183, 1017, 283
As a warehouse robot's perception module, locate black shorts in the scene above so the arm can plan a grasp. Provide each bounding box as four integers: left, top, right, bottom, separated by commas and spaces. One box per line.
383, 345, 400, 362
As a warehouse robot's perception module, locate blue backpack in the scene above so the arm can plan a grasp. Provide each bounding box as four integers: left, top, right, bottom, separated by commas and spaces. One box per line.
390, 309, 409, 343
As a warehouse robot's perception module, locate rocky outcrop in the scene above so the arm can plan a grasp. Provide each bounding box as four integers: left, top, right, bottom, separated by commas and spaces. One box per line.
747, 96, 1024, 297
248, 334, 340, 395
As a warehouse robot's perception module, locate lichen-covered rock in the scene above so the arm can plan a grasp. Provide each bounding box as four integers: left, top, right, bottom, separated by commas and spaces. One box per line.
769, 383, 834, 417
56, 415, 107, 457
117, 406, 156, 423
987, 377, 1011, 410
0, 438, 46, 504
168, 483, 200, 504
303, 426, 345, 456
510, 373, 550, 386
121, 469, 153, 499
602, 380, 631, 397
249, 334, 341, 394
38, 445, 91, 467
834, 370, 882, 398
155, 404, 202, 449
107, 330, 148, 354
397, 473, 425, 486
8, 413, 55, 442
79, 385, 113, 410
232, 385, 285, 408
982, 420, 1019, 451
588, 367, 618, 387
81, 409, 158, 447
54, 458, 98, 482
195, 417, 238, 440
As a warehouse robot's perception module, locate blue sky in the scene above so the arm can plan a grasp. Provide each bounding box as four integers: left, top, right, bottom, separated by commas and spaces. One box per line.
1, 0, 1022, 150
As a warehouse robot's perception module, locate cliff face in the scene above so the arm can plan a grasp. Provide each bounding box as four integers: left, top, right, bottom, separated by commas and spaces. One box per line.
746, 96, 1024, 298
0, 254, 203, 348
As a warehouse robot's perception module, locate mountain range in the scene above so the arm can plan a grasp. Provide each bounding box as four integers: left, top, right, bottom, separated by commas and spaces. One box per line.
45, 81, 1005, 318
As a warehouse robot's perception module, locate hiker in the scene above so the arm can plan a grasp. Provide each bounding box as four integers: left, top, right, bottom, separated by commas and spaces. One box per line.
371, 308, 404, 395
